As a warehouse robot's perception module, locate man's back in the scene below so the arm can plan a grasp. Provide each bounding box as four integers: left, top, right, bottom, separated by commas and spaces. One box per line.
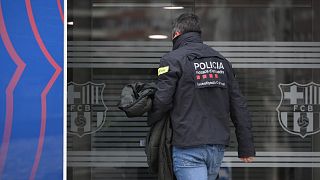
150, 31, 254, 156
148, 13, 255, 180
161, 32, 233, 147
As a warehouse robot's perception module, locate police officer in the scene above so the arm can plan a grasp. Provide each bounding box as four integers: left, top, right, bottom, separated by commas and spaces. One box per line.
149, 13, 255, 180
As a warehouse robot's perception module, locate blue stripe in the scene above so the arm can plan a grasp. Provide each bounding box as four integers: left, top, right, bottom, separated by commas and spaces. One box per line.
0, 0, 63, 179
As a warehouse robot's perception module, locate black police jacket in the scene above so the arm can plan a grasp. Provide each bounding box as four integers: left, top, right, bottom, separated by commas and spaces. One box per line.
118, 82, 156, 117
148, 32, 255, 158
119, 82, 176, 180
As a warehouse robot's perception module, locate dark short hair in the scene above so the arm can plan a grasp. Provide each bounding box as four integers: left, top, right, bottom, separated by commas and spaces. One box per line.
172, 13, 201, 36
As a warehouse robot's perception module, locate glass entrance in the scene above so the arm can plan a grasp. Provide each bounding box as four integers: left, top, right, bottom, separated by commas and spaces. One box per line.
67, 1, 320, 179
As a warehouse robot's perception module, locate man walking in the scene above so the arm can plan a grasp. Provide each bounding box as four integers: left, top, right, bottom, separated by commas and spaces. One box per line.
149, 13, 255, 180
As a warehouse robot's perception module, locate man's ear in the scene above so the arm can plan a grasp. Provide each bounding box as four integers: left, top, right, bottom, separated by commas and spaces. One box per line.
172, 31, 182, 40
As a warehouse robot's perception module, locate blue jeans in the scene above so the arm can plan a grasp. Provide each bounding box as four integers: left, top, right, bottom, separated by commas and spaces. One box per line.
172, 144, 225, 180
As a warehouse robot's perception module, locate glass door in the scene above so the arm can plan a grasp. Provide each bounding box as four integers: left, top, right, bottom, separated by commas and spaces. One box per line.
67, 1, 320, 179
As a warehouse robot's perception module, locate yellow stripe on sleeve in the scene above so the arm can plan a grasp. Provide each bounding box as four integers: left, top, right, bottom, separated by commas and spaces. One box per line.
158, 66, 169, 76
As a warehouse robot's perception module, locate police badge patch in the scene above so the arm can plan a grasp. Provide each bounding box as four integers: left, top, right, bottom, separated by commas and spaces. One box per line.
191, 57, 227, 89
276, 82, 320, 138
67, 82, 108, 137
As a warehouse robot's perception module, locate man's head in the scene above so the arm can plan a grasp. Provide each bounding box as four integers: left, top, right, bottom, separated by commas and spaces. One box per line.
172, 13, 201, 40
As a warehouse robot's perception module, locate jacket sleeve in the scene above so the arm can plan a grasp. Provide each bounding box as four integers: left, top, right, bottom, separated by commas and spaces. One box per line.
228, 65, 256, 158
147, 57, 181, 126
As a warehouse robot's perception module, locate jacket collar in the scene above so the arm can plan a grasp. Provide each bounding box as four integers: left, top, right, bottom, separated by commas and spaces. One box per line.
172, 32, 202, 50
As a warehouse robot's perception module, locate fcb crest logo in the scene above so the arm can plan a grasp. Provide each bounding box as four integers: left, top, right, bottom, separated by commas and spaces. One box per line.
67, 82, 108, 137
276, 82, 320, 138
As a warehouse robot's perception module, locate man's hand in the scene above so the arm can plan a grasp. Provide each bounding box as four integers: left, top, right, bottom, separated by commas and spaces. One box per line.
240, 157, 254, 163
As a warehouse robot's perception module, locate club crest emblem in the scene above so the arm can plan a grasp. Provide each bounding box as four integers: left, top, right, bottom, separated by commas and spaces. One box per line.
276, 82, 320, 138
67, 82, 108, 137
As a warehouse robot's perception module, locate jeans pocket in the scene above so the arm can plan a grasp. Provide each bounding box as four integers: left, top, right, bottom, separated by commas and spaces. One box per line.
207, 146, 225, 176
172, 146, 205, 168
215, 153, 224, 168
212, 144, 226, 152
213, 145, 225, 167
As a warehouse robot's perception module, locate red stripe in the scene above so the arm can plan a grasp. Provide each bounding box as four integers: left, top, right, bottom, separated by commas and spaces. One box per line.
56, 0, 63, 23
25, 0, 62, 179
0, 2, 26, 176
